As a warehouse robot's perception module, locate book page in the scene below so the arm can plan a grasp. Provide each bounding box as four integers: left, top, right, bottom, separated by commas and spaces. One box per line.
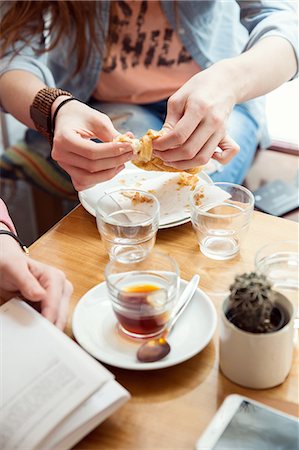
40, 380, 130, 450
0, 300, 112, 450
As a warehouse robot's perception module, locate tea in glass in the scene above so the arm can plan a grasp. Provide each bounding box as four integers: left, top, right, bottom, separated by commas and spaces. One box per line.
105, 251, 179, 339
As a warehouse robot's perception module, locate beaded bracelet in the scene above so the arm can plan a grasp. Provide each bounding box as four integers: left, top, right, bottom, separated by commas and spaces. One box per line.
30, 87, 72, 143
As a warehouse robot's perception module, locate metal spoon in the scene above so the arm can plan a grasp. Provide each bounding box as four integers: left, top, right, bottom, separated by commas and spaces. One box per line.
137, 274, 200, 363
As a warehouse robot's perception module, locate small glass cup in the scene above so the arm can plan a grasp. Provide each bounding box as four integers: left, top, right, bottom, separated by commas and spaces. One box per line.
190, 182, 254, 260
96, 189, 160, 262
105, 251, 179, 339
255, 240, 299, 293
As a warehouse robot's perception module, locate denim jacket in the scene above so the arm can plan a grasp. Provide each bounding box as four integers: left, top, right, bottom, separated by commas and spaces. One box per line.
1, 1, 298, 146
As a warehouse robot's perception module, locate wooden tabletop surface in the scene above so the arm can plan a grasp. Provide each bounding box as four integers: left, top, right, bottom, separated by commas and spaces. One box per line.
30, 206, 299, 449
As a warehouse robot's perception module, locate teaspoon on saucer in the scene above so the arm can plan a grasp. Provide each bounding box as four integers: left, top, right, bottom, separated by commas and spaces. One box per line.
137, 274, 200, 363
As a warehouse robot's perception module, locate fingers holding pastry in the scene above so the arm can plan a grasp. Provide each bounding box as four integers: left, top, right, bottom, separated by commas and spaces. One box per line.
114, 129, 202, 173
133, 157, 202, 174
212, 134, 240, 164
114, 129, 164, 162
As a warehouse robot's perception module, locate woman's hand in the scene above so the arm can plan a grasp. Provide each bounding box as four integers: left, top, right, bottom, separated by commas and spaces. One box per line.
0, 233, 73, 330
51, 99, 133, 190
153, 62, 240, 170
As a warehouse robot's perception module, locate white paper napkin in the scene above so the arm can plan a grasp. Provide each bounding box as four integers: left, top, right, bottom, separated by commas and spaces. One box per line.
111, 172, 202, 224
104, 173, 231, 224
193, 185, 232, 211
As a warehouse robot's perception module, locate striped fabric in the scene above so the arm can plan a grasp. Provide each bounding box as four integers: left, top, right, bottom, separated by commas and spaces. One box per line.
0, 141, 77, 200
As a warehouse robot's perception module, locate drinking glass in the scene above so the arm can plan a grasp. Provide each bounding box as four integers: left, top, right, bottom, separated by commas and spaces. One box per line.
190, 182, 254, 260
105, 251, 179, 339
96, 189, 160, 262
255, 240, 299, 293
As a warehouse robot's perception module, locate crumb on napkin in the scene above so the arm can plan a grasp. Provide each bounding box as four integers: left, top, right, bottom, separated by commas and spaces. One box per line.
194, 187, 205, 206
122, 191, 154, 205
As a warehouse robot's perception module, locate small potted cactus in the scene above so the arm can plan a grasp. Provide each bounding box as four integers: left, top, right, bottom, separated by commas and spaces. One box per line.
219, 272, 295, 389
225, 272, 287, 333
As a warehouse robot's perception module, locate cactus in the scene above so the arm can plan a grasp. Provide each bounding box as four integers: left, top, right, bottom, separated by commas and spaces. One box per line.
226, 272, 284, 333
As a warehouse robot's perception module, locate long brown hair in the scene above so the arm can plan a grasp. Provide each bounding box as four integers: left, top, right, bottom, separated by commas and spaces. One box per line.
0, 1, 104, 73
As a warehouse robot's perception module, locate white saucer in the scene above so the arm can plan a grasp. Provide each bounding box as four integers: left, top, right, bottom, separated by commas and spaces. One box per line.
72, 279, 217, 370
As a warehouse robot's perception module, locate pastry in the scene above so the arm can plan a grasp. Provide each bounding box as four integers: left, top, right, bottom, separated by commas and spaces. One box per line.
114, 129, 202, 174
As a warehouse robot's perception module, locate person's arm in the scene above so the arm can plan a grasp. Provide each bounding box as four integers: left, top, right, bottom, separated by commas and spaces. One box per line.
154, 2, 298, 170
0, 70, 46, 128
0, 199, 73, 329
224, 37, 297, 103
0, 198, 17, 233
0, 0, 133, 192
238, 0, 298, 79
154, 36, 297, 169
0, 69, 133, 190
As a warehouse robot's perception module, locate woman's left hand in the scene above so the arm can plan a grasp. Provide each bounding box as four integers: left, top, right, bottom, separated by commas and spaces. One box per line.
153, 62, 240, 169
0, 233, 73, 330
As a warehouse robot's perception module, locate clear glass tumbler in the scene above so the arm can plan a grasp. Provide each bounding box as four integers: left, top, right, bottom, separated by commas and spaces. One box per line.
255, 240, 299, 292
190, 182, 254, 260
255, 240, 299, 331
96, 189, 160, 262
105, 251, 179, 339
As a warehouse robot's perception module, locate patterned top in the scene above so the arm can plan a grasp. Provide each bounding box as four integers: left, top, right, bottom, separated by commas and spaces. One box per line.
93, 1, 200, 104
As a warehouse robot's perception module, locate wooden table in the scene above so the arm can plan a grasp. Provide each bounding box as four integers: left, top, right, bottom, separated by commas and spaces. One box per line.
30, 206, 299, 449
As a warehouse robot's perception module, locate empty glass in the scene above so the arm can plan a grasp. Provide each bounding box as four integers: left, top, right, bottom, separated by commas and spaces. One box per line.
255, 240, 299, 331
255, 240, 299, 292
105, 251, 179, 339
96, 189, 160, 262
190, 182, 254, 260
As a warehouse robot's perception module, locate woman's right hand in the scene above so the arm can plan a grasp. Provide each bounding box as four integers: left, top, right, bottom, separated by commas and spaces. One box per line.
51, 99, 133, 191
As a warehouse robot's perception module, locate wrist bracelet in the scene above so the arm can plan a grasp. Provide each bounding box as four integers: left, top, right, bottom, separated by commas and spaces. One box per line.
0, 230, 29, 255
52, 97, 78, 137
30, 87, 72, 143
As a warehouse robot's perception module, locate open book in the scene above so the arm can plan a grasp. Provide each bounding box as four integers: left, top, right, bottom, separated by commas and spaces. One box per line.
0, 299, 130, 450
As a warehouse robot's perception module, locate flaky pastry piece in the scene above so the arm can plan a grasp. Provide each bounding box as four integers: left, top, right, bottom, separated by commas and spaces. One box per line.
114, 129, 202, 174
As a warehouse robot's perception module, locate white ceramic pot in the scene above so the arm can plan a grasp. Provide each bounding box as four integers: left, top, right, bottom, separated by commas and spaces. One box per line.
219, 293, 295, 389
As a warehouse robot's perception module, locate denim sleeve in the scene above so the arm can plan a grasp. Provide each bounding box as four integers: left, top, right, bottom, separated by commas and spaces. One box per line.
237, 1, 298, 79
0, 49, 56, 112
0, 52, 55, 87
